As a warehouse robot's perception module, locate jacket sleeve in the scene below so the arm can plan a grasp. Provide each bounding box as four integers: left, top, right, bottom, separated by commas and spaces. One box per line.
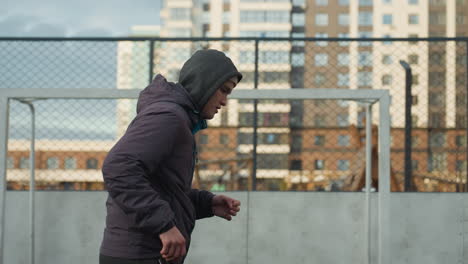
189, 189, 215, 219
102, 110, 182, 235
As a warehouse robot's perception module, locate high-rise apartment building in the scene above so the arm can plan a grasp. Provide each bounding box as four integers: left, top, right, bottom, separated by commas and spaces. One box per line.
158, 0, 468, 191
160, 0, 294, 188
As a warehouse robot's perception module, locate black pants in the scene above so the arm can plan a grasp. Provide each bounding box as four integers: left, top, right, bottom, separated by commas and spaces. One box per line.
99, 254, 169, 264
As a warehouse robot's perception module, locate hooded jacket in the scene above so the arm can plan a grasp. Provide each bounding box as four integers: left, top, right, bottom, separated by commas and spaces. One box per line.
100, 49, 242, 262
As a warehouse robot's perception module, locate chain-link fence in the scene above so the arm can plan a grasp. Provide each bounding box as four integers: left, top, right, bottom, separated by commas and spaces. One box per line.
1, 37, 467, 192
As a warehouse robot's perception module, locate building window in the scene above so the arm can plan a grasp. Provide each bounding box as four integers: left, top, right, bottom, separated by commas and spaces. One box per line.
408, 14, 419, 24
314, 73, 326, 86
408, 54, 418, 64
412, 136, 419, 147
429, 52, 445, 65
429, 92, 444, 106
359, 32, 372, 46
412, 74, 419, 85
383, 0, 392, 3
7, 156, 14, 169
314, 160, 325, 170
260, 51, 289, 64
47, 157, 59, 169
315, 14, 328, 26
314, 135, 326, 146
337, 114, 349, 127
238, 133, 253, 144
358, 72, 372, 87
456, 135, 466, 147
86, 158, 98, 170
428, 153, 446, 172
64, 157, 76, 170
456, 160, 466, 172
314, 115, 326, 127
412, 95, 418, 105
314, 54, 328, 66
200, 134, 208, 144
457, 74, 466, 86
292, 13, 305, 26
359, 12, 373, 26
257, 154, 288, 170
383, 14, 393, 25
337, 160, 349, 171
338, 53, 349, 66
457, 115, 467, 128
358, 52, 372, 66
430, 113, 443, 128
261, 71, 289, 83
382, 55, 392, 65
429, 72, 445, 87
220, 134, 229, 145
382, 75, 393, 85
291, 135, 302, 152
338, 14, 349, 26
20, 157, 29, 169
359, 0, 373, 5
337, 73, 349, 87
316, 0, 328, 5
262, 133, 280, 144
292, 53, 305, 67
240, 10, 290, 23
430, 132, 446, 147
411, 115, 419, 127
412, 160, 419, 171
338, 33, 350, 46
292, 32, 305, 47
240, 51, 254, 64
170, 8, 191, 20
315, 33, 328, 46
338, 135, 350, 146
408, 34, 418, 44
409, 0, 418, 4
457, 12, 466, 24
339, 0, 349, 5
293, 0, 305, 5
430, 12, 446, 25
290, 160, 302, 170
338, 100, 349, 108
456, 55, 467, 66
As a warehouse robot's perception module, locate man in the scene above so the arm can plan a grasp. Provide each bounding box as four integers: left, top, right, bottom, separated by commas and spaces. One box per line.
99, 49, 242, 264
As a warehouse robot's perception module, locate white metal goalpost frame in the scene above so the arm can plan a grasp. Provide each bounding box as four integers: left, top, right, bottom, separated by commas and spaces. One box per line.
0, 88, 391, 264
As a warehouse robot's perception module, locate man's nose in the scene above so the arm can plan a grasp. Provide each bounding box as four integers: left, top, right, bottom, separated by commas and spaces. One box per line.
220, 96, 227, 106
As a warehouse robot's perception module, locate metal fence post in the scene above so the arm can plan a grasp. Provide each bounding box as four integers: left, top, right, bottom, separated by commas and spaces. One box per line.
465, 40, 468, 192
148, 40, 155, 85
252, 40, 259, 191
0, 95, 9, 264
18, 100, 36, 264
399, 60, 413, 192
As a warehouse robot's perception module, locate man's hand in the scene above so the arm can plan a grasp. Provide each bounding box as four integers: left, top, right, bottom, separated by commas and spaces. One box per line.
212, 195, 241, 221
159, 226, 186, 262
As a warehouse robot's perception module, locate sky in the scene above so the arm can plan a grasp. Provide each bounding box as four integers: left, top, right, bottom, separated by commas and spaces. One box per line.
1, 1, 162, 140
0, 0, 162, 37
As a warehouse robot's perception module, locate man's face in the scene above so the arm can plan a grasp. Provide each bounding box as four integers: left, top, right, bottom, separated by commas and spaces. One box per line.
201, 78, 238, 120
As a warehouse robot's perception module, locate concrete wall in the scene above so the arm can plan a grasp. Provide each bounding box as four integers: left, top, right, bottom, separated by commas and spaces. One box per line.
4, 191, 468, 264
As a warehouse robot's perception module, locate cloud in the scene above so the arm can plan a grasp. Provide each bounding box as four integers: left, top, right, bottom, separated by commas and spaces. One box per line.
0, 0, 161, 37
25, 22, 67, 37
0, 14, 36, 36
71, 28, 114, 37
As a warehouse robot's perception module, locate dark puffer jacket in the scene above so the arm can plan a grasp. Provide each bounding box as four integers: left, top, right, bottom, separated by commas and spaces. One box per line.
100, 49, 242, 263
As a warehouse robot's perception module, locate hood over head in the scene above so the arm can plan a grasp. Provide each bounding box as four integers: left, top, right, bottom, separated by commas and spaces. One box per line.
136, 75, 197, 116
178, 49, 242, 111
